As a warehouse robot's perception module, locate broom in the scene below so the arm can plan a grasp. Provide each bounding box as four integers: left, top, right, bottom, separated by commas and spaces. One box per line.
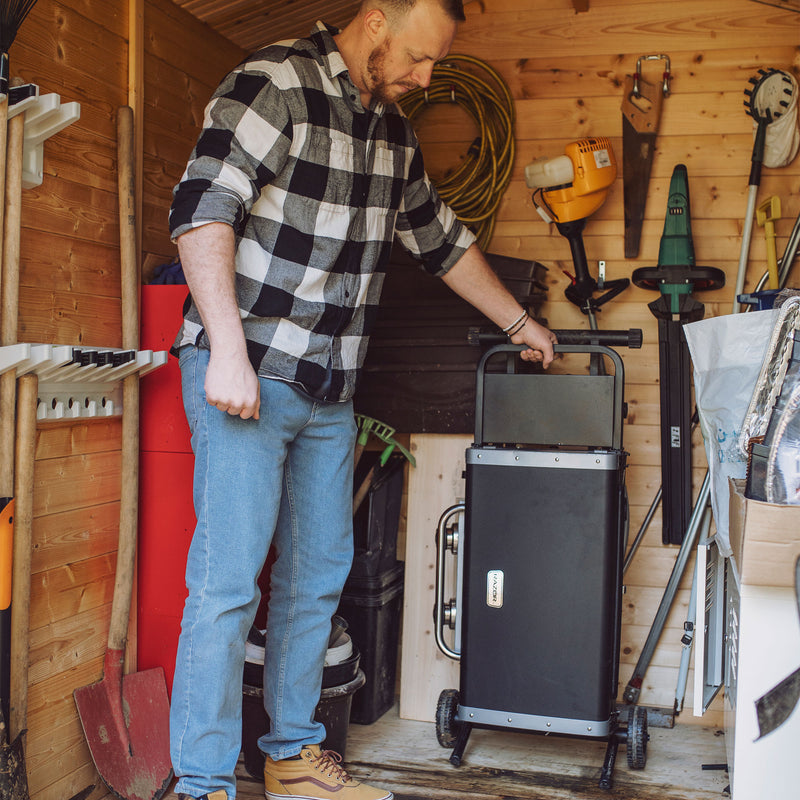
0, 0, 38, 100
0, 0, 39, 504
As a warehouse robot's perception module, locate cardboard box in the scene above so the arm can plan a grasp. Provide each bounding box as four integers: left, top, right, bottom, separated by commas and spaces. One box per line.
729, 478, 800, 587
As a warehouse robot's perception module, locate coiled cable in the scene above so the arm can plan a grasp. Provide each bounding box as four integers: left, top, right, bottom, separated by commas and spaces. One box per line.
399, 54, 515, 250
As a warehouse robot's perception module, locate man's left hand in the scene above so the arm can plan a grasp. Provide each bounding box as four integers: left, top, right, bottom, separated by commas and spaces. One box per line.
510, 318, 558, 368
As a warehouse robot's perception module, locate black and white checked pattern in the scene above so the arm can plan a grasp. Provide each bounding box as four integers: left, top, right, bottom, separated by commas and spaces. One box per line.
170, 22, 475, 402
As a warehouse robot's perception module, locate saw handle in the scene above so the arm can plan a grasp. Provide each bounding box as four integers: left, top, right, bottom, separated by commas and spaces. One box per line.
634, 54, 671, 98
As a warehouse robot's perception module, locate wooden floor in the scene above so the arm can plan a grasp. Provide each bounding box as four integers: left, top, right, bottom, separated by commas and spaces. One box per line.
177, 706, 730, 800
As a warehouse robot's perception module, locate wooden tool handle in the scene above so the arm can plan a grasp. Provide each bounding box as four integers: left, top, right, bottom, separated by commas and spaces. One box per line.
117, 105, 138, 352
108, 107, 140, 652
9, 373, 36, 739
0, 83, 25, 499
1, 90, 25, 349
108, 375, 139, 651
353, 464, 378, 515
621, 74, 663, 135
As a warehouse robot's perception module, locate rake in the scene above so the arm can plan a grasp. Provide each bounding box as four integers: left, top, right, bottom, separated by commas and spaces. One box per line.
353, 414, 395, 469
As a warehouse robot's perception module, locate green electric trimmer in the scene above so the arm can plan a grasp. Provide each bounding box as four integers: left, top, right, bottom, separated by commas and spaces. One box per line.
632, 164, 725, 545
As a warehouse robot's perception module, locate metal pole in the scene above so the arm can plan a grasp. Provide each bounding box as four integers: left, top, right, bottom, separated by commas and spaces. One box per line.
623, 487, 662, 574
674, 504, 712, 714
622, 472, 711, 705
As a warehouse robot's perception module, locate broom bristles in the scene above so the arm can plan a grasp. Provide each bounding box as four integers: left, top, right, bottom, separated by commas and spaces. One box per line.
0, 0, 38, 51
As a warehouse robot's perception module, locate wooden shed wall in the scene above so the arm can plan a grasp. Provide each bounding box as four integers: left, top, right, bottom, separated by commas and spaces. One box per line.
4, 0, 799, 797
398, 0, 799, 728
12, 1, 242, 798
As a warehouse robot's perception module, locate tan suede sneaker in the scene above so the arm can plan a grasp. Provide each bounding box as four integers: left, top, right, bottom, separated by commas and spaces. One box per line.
263, 745, 393, 800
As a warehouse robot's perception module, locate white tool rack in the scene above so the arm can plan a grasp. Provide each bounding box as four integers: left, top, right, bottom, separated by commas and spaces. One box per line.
9, 82, 81, 189
0, 343, 167, 420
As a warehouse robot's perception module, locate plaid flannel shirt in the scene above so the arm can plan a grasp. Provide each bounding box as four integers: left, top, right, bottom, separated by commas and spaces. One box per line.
169, 21, 475, 402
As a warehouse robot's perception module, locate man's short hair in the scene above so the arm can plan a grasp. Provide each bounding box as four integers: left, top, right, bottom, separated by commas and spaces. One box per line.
365, 0, 466, 24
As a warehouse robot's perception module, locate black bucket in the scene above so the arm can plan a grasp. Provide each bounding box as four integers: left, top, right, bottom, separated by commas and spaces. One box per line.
241, 665, 365, 779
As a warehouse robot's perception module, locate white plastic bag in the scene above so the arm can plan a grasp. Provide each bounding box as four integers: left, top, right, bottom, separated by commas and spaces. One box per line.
684, 310, 778, 555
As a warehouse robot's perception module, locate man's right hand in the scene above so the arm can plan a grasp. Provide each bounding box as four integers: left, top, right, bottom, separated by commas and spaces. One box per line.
205, 350, 261, 420
176, 223, 261, 420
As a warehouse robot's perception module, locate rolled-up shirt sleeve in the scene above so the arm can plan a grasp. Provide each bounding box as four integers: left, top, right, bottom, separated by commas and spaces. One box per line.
394, 144, 476, 277
169, 69, 294, 240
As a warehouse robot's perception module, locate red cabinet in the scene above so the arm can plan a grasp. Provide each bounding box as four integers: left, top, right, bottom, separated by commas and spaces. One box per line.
137, 285, 193, 695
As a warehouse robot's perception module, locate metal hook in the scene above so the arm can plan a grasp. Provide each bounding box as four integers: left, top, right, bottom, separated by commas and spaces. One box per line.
633, 54, 671, 98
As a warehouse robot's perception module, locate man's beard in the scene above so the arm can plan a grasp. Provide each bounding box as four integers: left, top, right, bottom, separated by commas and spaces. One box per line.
366, 41, 414, 104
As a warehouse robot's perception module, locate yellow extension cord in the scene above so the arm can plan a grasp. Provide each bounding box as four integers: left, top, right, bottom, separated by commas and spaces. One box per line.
399, 54, 515, 251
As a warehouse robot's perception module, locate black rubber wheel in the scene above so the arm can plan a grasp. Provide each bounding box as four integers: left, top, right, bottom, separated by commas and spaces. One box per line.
626, 705, 648, 769
436, 689, 461, 747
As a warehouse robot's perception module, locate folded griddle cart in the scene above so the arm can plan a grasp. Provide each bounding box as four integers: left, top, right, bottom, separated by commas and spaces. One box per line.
434, 330, 648, 789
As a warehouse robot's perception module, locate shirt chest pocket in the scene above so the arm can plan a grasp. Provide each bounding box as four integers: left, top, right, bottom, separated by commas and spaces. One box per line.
369, 144, 405, 209
309, 132, 355, 207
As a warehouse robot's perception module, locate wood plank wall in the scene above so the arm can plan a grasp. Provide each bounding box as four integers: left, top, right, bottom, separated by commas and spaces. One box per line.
142, 0, 245, 269
399, 0, 799, 729
11, 1, 242, 798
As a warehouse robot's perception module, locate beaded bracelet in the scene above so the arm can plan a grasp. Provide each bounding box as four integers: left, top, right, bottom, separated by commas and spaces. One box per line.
502, 308, 527, 334
505, 309, 529, 338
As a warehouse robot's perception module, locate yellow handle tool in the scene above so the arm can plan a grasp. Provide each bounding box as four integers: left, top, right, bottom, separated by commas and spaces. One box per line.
757, 195, 782, 290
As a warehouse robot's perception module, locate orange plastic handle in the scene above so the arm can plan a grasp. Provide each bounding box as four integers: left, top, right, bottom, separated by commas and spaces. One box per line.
0, 498, 13, 611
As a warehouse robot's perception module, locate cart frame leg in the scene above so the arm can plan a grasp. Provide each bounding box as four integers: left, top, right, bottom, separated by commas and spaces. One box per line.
449, 721, 472, 766
599, 735, 619, 790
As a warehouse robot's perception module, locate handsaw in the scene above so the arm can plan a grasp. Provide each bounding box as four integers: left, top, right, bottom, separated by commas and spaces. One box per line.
622, 55, 671, 259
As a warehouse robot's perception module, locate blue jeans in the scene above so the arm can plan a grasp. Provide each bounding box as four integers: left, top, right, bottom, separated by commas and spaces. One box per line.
171, 346, 356, 798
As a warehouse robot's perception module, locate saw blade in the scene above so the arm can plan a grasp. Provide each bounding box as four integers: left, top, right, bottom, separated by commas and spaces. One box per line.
622, 74, 663, 258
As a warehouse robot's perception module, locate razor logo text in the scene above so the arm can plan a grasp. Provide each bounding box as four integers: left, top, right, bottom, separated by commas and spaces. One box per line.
486, 570, 504, 608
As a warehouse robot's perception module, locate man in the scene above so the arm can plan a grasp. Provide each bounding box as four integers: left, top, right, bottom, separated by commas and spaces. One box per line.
168, 1, 557, 799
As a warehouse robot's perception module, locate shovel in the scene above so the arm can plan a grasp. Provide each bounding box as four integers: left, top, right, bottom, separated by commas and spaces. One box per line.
73, 106, 172, 800
72, 386, 172, 800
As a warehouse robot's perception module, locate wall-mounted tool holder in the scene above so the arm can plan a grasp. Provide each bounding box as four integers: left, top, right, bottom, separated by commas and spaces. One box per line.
0, 343, 167, 420
8, 84, 81, 189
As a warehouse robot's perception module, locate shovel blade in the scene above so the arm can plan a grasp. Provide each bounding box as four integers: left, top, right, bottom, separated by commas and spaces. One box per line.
74, 667, 172, 800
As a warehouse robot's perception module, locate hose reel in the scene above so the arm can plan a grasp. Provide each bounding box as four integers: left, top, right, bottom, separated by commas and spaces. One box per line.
399, 55, 515, 250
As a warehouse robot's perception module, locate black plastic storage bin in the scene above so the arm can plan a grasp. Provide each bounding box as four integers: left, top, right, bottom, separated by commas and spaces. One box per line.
337, 562, 404, 724
351, 452, 405, 578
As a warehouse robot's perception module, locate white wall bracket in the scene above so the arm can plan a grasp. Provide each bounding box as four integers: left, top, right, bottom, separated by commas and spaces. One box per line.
0, 343, 167, 420
9, 84, 81, 189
